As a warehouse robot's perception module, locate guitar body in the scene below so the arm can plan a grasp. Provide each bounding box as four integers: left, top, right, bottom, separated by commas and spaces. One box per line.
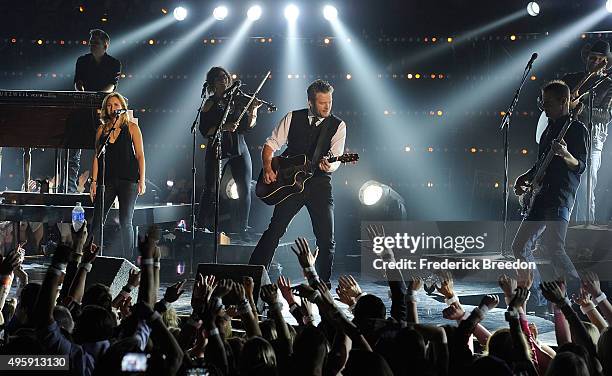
256, 154, 313, 206
256, 152, 359, 206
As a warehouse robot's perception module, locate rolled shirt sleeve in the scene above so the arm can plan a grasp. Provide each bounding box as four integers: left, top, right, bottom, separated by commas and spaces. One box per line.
265, 112, 292, 152
327, 121, 347, 172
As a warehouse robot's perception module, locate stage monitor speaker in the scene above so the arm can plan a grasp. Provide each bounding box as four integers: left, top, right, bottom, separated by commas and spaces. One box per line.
85, 256, 139, 301
196, 263, 271, 312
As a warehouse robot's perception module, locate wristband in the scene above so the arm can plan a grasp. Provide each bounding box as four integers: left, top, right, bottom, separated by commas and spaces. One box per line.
405, 294, 417, 303
594, 292, 607, 305
580, 301, 596, 314
289, 302, 300, 313
462, 312, 470, 320
505, 310, 519, 321
49, 264, 67, 275
154, 261, 160, 268
78, 262, 92, 272
141, 258, 154, 266
304, 266, 316, 273
477, 305, 489, 315
205, 328, 220, 338
444, 295, 459, 305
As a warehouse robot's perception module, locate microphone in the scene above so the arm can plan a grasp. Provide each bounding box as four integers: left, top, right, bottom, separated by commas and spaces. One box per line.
113, 109, 128, 116
526, 53, 538, 69
201, 81, 208, 98
223, 80, 242, 95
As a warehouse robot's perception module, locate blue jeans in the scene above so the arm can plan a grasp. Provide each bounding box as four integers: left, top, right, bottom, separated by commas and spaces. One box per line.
574, 149, 602, 222
512, 206, 579, 307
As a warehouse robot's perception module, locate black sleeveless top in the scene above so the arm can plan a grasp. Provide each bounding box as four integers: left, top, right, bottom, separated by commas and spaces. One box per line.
97, 123, 139, 182
199, 98, 249, 158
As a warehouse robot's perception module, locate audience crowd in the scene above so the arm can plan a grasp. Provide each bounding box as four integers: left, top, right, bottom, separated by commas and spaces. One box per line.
0, 223, 610, 375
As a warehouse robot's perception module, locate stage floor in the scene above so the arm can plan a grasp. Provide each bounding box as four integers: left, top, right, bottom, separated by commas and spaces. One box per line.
13, 256, 558, 346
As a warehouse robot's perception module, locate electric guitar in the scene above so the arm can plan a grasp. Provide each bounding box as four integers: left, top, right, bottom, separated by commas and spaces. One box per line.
518, 113, 576, 217
256, 153, 359, 206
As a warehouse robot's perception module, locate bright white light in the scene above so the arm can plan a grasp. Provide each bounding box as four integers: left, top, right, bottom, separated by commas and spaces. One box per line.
323, 5, 338, 21
173, 6, 188, 21
247, 5, 262, 21
166, 180, 174, 188
607, 0, 612, 13
226, 179, 239, 200
526, 2, 540, 17
213, 6, 228, 20
284, 4, 299, 21
359, 181, 384, 206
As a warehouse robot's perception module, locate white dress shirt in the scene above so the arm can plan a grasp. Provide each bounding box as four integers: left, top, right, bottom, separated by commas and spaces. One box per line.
265, 110, 347, 172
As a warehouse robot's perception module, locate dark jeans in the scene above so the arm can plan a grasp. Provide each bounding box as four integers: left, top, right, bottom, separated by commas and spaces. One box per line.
512, 205, 579, 307
198, 137, 252, 231
67, 149, 81, 193
249, 176, 335, 283
89, 179, 138, 258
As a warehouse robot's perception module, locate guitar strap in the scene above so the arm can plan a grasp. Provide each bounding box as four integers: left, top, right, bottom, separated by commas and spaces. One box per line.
311, 117, 332, 165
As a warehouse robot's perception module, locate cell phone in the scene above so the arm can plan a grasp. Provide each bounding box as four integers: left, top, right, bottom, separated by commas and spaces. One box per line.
121, 352, 148, 372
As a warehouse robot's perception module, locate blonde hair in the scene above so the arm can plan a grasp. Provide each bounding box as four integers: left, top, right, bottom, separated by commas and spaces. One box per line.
100, 92, 129, 132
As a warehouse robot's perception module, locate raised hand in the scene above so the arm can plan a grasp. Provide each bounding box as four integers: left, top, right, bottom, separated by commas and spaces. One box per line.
572, 288, 592, 307
479, 294, 500, 310
336, 288, 355, 306
540, 281, 566, 305
337, 275, 362, 299
81, 242, 99, 264
442, 302, 465, 321
191, 274, 206, 312
498, 274, 518, 298
277, 276, 295, 305
407, 275, 423, 292
164, 279, 187, 303
581, 271, 602, 297
118, 296, 133, 318
508, 287, 529, 310
366, 224, 385, 240
138, 226, 160, 259
0, 250, 21, 275
243, 276, 254, 300
312, 279, 335, 306
212, 279, 233, 299
260, 284, 279, 305
291, 284, 319, 302
291, 237, 318, 268
436, 271, 455, 299
517, 268, 534, 290
233, 280, 246, 301
70, 220, 88, 253
128, 268, 141, 288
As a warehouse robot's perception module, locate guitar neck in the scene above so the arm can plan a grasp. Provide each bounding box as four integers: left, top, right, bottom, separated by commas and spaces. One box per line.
533, 115, 574, 184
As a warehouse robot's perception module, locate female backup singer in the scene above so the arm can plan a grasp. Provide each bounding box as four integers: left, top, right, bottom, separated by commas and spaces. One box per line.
198, 66, 261, 234
90, 92, 146, 257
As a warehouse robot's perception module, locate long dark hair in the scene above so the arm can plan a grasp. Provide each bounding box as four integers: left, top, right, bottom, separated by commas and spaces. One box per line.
206, 66, 232, 94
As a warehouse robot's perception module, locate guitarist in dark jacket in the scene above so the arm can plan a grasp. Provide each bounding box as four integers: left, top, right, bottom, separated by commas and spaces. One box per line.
249, 79, 347, 285
512, 80, 588, 310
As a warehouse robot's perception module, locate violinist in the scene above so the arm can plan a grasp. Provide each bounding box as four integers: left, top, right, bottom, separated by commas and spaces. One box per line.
197, 66, 262, 234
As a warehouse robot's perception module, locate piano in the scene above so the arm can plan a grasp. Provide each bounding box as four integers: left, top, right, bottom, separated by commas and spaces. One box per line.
0, 89, 106, 149
0, 89, 107, 191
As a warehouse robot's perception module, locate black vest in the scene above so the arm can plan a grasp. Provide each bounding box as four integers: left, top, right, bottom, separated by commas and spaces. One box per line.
282, 109, 342, 169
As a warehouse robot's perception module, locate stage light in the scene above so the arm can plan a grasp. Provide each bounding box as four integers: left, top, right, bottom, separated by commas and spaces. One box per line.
247, 5, 262, 21
284, 4, 299, 21
510, 34, 517, 41
323, 5, 338, 21
359, 180, 407, 219
527, 2, 540, 17
447, 37, 453, 42
359, 181, 384, 206
405, 146, 411, 152
166, 180, 174, 188
324, 37, 330, 44
607, 0, 612, 13
36, 39, 43, 45
78, 5, 85, 13
173, 6, 188, 21
346, 73, 352, 80
148, 39, 155, 45
213, 6, 228, 20
161, 8, 168, 14
225, 178, 239, 200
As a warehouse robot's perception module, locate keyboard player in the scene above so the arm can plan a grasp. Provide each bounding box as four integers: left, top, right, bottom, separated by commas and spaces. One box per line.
68, 29, 121, 193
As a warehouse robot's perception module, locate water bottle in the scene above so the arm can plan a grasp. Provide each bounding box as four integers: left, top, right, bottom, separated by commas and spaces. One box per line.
72, 202, 85, 232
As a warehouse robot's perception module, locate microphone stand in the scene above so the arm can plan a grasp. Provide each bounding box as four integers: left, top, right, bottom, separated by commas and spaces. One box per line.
189, 87, 208, 276
499, 57, 535, 257
95, 115, 120, 256
211, 86, 240, 264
